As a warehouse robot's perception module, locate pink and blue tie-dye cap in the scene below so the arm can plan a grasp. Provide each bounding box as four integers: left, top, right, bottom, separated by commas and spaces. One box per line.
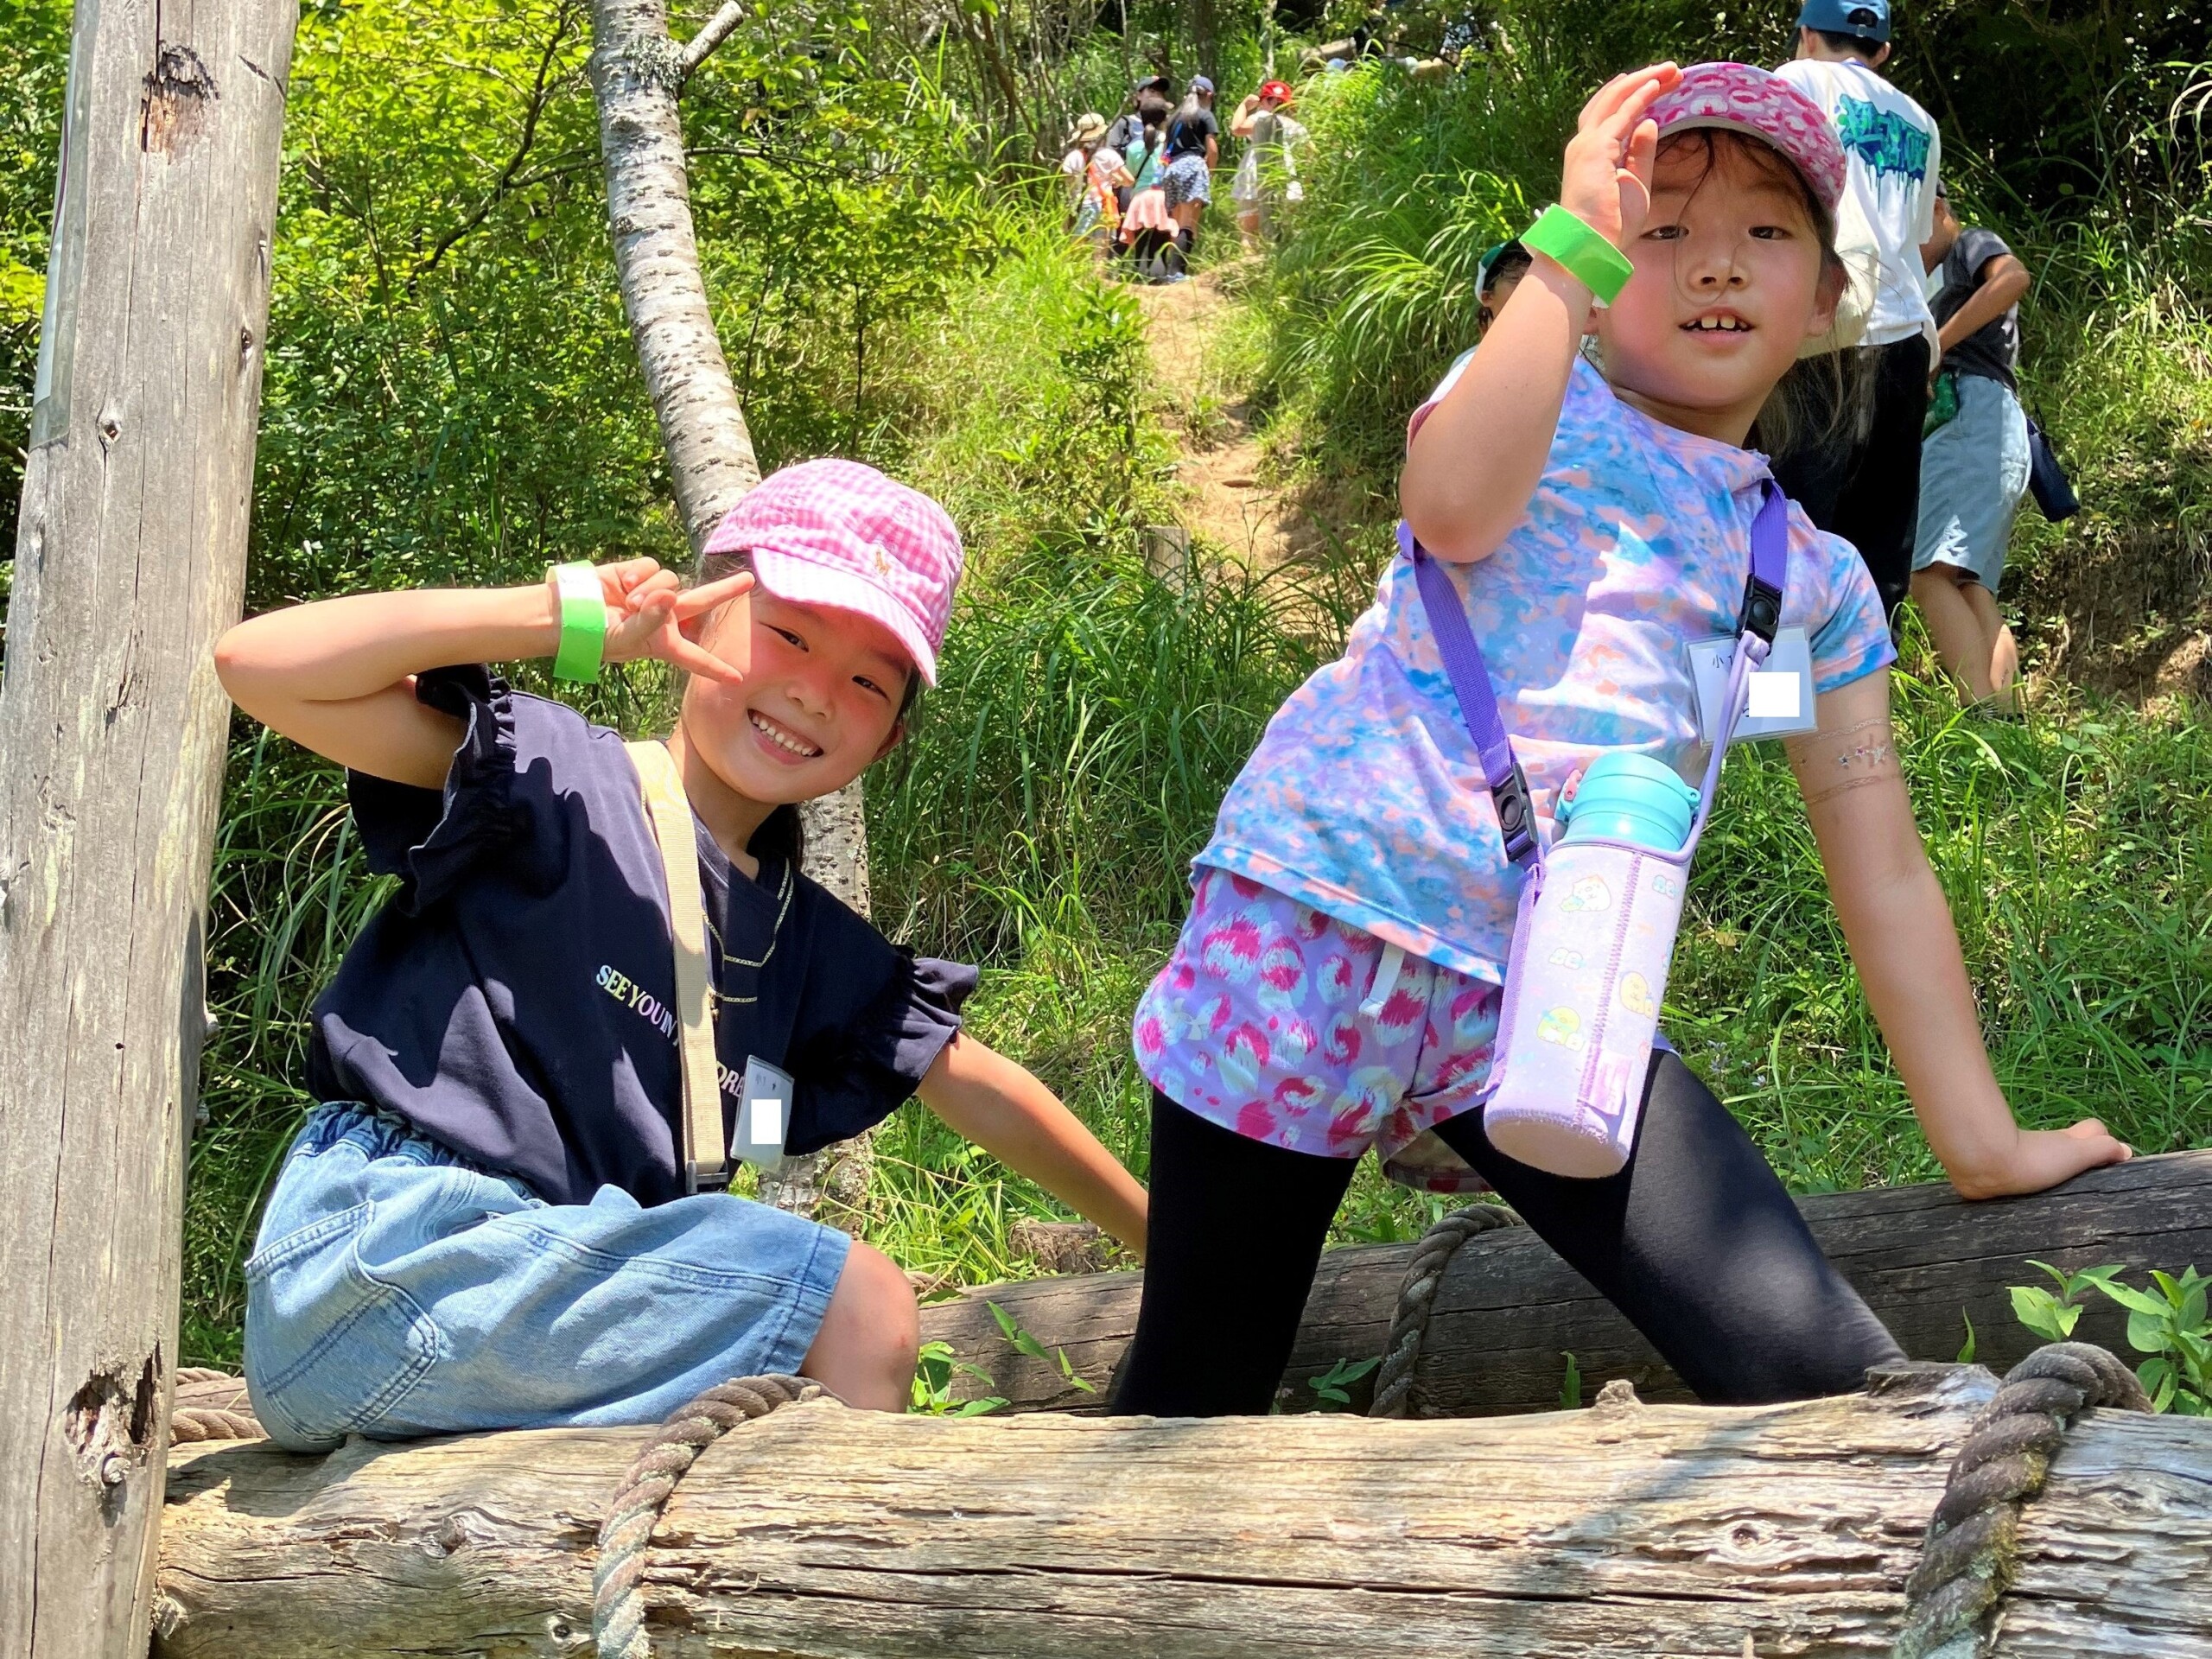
703, 459, 964, 686
1646, 62, 1849, 213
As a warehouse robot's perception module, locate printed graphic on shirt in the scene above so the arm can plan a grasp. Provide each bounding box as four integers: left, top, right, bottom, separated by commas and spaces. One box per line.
598, 961, 747, 1100
1835, 97, 1930, 184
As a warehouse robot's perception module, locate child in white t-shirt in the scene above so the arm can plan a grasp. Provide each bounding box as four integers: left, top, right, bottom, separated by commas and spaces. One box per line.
1771, 0, 1942, 623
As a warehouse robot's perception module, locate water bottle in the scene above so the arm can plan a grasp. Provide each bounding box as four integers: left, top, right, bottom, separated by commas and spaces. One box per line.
1483, 753, 1703, 1179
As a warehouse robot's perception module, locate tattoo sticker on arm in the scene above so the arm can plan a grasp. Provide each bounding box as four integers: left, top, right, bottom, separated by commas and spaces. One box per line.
1789, 714, 1900, 806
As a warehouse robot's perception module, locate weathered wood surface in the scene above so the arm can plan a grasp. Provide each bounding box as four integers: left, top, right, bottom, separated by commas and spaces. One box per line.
0, 3, 296, 1655
922, 1147, 2212, 1414
151, 1365, 2212, 1657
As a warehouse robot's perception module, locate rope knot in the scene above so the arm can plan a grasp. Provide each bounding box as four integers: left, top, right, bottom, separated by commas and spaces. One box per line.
593, 1373, 836, 1659
1891, 1341, 2147, 1659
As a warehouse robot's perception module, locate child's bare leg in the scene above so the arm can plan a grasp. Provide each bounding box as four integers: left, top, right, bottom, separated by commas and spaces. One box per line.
801, 1238, 919, 1411
1910, 565, 1999, 702
1961, 579, 2020, 709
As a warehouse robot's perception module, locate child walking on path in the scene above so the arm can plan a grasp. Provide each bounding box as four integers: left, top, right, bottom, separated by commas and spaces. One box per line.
217, 460, 1147, 1448
1771, 0, 1942, 622
1913, 182, 2032, 709
1112, 63, 2126, 1419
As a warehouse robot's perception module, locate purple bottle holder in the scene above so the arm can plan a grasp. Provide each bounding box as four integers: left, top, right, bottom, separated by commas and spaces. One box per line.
1407, 483, 1789, 1178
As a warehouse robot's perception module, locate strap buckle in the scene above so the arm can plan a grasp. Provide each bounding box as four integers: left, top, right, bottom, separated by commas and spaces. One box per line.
686, 1160, 732, 1196
1491, 761, 1541, 867
1738, 569, 1783, 647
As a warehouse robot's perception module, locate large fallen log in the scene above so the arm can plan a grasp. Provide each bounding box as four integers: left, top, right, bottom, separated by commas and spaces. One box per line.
151, 1363, 2212, 1657
922, 1147, 2212, 1414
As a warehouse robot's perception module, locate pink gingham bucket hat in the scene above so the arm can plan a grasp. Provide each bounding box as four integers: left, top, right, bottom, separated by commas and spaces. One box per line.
703, 459, 964, 686
1647, 63, 1848, 213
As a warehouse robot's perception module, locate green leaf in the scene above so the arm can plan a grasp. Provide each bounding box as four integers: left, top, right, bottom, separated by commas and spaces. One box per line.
2094, 1279, 2171, 1317
2140, 1357, 2178, 1413
988, 1300, 1052, 1362
1560, 1351, 1583, 1409
1956, 1310, 1977, 1364
2010, 1284, 2081, 1341
950, 1396, 1007, 1417
2126, 1307, 2171, 1353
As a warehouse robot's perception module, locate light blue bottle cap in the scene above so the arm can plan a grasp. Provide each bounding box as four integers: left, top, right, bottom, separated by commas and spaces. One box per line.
1557, 752, 1700, 851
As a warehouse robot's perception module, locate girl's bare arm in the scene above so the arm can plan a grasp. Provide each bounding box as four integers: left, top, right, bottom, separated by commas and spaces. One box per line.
1401, 65, 1677, 562
213, 561, 750, 785
1787, 671, 2130, 1198
916, 1033, 1149, 1257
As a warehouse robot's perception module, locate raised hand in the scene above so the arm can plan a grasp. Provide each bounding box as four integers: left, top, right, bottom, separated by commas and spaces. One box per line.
1559, 63, 1680, 253
584, 557, 755, 684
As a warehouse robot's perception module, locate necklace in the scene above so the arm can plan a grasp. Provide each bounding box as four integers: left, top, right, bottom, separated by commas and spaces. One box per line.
704, 855, 794, 1007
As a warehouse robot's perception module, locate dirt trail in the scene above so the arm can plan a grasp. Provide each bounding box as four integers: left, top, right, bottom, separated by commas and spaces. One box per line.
1135, 264, 1324, 571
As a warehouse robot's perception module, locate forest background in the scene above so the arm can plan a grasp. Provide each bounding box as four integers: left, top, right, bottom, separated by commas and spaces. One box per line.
1, 0, 2208, 1370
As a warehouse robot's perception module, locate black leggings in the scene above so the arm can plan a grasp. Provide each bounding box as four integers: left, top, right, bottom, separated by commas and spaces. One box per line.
1111, 1053, 1904, 1417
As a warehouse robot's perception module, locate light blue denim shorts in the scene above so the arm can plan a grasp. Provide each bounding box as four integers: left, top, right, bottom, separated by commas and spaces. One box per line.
243, 1103, 850, 1451
1916, 372, 2031, 590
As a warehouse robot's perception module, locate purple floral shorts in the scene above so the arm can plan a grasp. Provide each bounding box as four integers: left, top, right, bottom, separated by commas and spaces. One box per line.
1133, 867, 1500, 1192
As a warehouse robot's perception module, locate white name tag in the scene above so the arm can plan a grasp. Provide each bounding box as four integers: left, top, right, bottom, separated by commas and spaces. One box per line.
735, 1056, 792, 1172
1688, 628, 1818, 743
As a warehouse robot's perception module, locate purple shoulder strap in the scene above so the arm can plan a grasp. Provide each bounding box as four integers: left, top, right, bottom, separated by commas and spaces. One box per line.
1405, 480, 1789, 869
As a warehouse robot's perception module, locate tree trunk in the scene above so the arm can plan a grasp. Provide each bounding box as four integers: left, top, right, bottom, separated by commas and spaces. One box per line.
919, 1147, 2212, 1415
587, 0, 871, 1220
586, 0, 759, 557
149, 1365, 2212, 1656
0, 3, 297, 1655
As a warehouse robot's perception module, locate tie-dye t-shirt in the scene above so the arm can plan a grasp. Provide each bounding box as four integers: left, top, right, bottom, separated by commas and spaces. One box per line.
1195, 353, 1895, 985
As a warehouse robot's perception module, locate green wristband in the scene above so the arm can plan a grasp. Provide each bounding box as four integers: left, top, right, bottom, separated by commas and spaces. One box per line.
1522, 204, 1635, 305
549, 563, 607, 683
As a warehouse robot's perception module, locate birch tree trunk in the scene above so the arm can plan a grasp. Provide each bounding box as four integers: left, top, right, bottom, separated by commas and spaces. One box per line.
0, 2, 296, 1654
587, 0, 872, 1218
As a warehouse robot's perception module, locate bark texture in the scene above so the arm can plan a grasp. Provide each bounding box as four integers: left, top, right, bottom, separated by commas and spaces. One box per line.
149, 1365, 2212, 1657
588, 0, 870, 1219
588, 0, 760, 556
919, 1147, 2212, 1414
0, 2, 297, 1653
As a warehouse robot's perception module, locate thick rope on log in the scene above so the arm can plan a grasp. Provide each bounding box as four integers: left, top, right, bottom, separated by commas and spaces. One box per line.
1891, 1341, 2151, 1659
1370, 1201, 1519, 1419
593, 1373, 835, 1659
169, 1368, 265, 1444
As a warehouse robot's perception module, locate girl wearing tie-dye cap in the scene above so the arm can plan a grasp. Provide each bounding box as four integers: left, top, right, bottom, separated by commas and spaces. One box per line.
1114, 64, 2126, 1418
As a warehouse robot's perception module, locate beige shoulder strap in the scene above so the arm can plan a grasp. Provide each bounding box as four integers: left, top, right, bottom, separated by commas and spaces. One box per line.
625, 739, 727, 1193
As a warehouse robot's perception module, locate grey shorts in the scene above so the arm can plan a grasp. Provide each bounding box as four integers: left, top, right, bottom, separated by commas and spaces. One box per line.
1916, 373, 2031, 590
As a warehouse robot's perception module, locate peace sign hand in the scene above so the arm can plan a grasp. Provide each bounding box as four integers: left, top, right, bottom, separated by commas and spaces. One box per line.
567, 557, 755, 685
1560, 64, 1681, 256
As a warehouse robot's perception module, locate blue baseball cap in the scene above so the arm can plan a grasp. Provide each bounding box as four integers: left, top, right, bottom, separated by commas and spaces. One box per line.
1796, 0, 1890, 42
1191, 74, 1215, 95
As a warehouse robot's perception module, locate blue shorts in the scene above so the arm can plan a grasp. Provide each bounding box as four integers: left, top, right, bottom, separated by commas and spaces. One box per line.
1916, 373, 2030, 590
242, 1103, 850, 1450
1164, 153, 1211, 209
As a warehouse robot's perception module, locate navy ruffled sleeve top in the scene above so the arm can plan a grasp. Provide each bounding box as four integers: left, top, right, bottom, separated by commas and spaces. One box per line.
307, 666, 977, 1206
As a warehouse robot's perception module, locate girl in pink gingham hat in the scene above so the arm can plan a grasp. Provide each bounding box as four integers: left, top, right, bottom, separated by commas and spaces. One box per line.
212, 458, 1148, 1446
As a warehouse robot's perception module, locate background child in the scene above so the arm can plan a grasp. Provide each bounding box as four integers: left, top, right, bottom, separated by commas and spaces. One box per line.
217, 459, 1147, 1448
1229, 79, 1307, 250
1772, 0, 1943, 622
1913, 181, 2032, 709
1112, 64, 2126, 1419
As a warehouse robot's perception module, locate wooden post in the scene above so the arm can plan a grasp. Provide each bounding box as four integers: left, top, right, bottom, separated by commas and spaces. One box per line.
0, 2, 296, 1653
